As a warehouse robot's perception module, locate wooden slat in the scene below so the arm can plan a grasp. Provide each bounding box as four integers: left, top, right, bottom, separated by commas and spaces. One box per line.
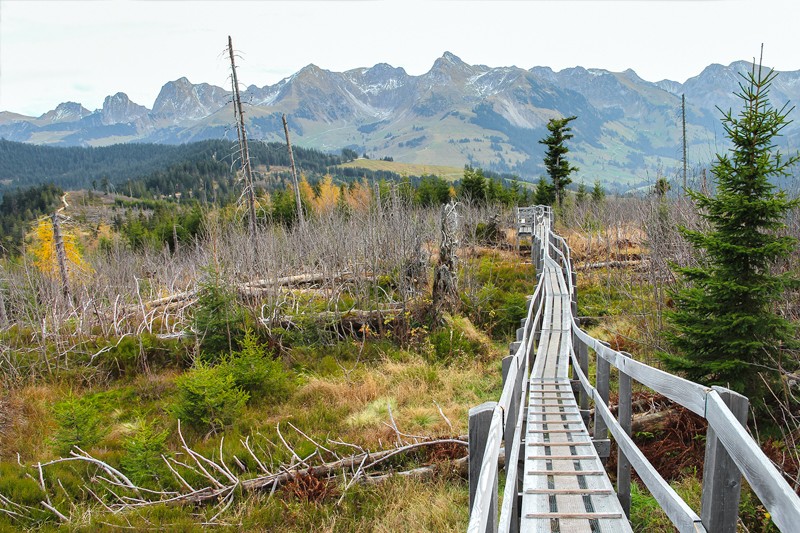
527, 455, 598, 460
527, 470, 605, 476
526, 441, 595, 447
528, 429, 589, 437
526, 488, 614, 495
526, 512, 623, 519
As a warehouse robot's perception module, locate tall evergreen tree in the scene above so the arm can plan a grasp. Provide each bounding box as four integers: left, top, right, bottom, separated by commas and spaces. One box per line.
591, 180, 605, 204
663, 59, 799, 398
459, 166, 487, 204
533, 176, 555, 206
539, 116, 578, 207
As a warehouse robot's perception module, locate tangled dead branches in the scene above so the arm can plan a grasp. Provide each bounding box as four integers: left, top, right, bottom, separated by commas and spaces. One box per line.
1, 420, 467, 526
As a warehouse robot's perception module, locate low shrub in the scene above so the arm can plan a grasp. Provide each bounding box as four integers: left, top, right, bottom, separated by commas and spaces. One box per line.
120, 418, 171, 489
225, 328, 293, 402
52, 396, 104, 455
171, 362, 249, 434
429, 327, 481, 363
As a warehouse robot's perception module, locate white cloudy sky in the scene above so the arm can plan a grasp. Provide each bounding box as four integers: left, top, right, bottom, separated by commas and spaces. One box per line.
1, 0, 798, 116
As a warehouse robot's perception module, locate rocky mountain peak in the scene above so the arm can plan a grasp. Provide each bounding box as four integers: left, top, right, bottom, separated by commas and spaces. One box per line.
101, 92, 149, 125
152, 77, 229, 123
38, 102, 91, 123
425, 51, 480, 85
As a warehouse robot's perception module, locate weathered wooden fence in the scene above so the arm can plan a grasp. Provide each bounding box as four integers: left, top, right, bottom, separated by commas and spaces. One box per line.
467, 205, 800, 532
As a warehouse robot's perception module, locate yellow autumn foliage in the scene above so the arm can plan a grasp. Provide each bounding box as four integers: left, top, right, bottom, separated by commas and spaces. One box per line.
346, 179, 373, 212
29, 218, 92, 280
298, 175, 315, 205
311, 175, 340, 215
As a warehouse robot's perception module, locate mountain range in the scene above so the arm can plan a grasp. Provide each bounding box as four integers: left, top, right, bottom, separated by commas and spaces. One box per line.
3, 52, 800, 191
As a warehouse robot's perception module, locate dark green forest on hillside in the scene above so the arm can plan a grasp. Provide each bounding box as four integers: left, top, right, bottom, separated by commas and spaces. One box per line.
0, 183, 64, 253
0, 139, 346, 194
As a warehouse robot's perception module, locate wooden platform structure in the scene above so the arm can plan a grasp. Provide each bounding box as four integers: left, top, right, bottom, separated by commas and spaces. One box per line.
467, 206, 800, 533
520, 250, 630, 532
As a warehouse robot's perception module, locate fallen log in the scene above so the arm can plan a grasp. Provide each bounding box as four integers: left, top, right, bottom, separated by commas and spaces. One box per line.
578, 259, 645, 271
121, 272, 358, 314
262, 305, 406, 328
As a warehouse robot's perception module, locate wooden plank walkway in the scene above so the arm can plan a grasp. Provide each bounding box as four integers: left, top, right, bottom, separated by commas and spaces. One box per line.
520, 252, 632, 532
471, 205, 800, 533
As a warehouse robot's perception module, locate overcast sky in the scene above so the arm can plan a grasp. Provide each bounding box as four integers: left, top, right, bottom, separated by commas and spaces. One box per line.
1, 0, 798, 116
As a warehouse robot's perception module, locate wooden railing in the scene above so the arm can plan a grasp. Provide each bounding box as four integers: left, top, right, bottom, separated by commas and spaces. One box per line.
467, 206, 800, 533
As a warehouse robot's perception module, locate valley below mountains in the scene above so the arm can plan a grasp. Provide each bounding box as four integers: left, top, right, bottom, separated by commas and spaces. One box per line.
3, 53, 800, 192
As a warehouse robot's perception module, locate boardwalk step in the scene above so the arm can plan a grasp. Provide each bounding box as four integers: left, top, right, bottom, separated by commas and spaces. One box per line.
527, 454, 597, 460
528, 429, 589, 434
527, 441, 595, 447
527, 470, 605, 475
525, 512, 623, 519
525, 488, 614, 495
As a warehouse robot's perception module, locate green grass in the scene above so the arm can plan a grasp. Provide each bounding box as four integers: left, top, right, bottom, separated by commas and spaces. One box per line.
338, 159, 463, 181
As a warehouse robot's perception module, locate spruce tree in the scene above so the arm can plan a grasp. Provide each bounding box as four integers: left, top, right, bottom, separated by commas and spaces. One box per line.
539, 116, 579, 207
664, 58, 799, 398
534, 176, 555, 206
591, 180, 605, 204
460, 166, 487, 204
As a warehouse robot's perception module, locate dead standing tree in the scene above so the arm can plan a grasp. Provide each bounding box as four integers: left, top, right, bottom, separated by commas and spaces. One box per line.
0, 264, 7, 328
282, 114, 306, 229
52, 194, 71, 301
432, 202, 459, 320
227, 35, 257, 239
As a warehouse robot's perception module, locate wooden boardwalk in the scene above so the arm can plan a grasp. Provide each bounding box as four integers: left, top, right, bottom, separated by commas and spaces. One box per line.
520, 245, 631, 532
469, 206, 800, 533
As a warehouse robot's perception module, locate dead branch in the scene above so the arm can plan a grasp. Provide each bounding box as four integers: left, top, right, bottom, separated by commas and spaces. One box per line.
16, 435, 468, 520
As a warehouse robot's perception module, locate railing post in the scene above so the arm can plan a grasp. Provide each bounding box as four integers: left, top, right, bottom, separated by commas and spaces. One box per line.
570, 270, 578, 317
502, 354, 524, 533
594, 342, 611, 460
701, 387, 748, 533
577, 337, 590, 425
501, 357, 518, 461
617, 365, 632, 516
469, 401, 498, 532
532, 294, 542, 372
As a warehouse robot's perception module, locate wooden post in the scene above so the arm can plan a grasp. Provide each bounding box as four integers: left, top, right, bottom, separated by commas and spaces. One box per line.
282, 114, 305, 229
469, 401, 498, 531
701, 386, 749, 533
571, 270, 577, 299
594, 345, 610, 460
577, 337, 590, 425
571, 270, 578, 317
501, 356, 518, 459
617, 366, 632, 516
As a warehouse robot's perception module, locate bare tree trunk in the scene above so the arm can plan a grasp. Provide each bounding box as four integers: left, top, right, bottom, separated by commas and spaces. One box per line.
228, 35, 257, 239
282, 114, 306, 229
172, 223, 180, 255
0, 267, 7, 328
52, 212, 71, 300
432, 202, 459, 320
682, 94, 688, 191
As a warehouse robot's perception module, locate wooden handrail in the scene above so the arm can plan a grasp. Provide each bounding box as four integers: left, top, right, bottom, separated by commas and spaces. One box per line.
470, 205, 800, 533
